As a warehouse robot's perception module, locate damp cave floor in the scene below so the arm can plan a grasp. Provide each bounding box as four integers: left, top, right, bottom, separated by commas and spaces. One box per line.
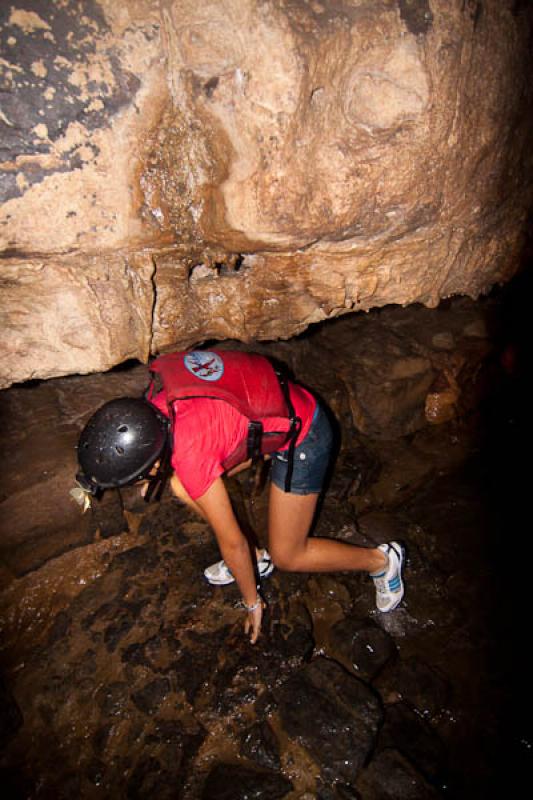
0, 400, 530, 799
0, 287, 531, 799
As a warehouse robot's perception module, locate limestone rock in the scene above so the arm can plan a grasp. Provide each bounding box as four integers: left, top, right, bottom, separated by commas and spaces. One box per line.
424, 371, 460, 424
264, 299, 491, 439
238, 721, 282, 772
327, 617, 397, 681
373, 655, 451, 719
274, 657, 383, 783
0, 363, 148, 576
201, 764, 293, 800
0, 252, 155, 387
0, 674, 23, 745
355, 748, 441, 799
0, 0, 166, 252
377, 702, 448, 785
1, 1, 532, 387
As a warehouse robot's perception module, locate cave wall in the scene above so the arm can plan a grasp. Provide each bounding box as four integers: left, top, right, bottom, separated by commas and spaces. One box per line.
1, 0, 531, 388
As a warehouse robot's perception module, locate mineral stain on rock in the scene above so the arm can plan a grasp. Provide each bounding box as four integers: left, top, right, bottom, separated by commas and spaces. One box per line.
398, 0, 434, 35
0, 0, 140, 200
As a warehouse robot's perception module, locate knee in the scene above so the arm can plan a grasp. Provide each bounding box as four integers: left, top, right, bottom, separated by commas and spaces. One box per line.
269, 547, 299, 572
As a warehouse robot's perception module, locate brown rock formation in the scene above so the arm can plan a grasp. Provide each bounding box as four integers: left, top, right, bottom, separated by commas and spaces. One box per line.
1, 0, 531, 387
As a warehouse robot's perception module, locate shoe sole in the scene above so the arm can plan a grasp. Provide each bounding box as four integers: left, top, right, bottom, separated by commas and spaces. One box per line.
204, 560, 274, 586
377, 542, 405, 613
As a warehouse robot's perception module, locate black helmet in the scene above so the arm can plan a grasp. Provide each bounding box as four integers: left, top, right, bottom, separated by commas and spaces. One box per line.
76, 398, 169, 494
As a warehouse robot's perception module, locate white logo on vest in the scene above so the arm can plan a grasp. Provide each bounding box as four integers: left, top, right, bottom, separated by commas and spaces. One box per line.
183, 351, 225, 381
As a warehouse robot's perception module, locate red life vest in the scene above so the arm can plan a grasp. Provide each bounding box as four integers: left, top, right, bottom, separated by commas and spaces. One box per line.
148, 350, 301, 474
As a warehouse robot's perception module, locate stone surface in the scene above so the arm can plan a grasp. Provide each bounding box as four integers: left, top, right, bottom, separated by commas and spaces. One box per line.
0, 0, 165, 249
1, 1, 532, 387
201, 764, 293, 800
274, 657, 383, 783
0, 277, 529, 796
238, 721, 282, 772
0, 253, 155, 388
373, 655, 451, 718
327, 617, 397, 681
0, 673, 23, 745
355, 748, 441, 799
377, 702, 448, 786
0, 363, 148, 577
265, 297, 492, 440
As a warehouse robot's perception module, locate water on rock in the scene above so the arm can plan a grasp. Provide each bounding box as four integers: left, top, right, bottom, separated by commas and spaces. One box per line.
0, 286, 529, 798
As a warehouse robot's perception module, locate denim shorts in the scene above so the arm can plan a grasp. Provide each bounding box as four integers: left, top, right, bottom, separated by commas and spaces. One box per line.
271, 403, 333, 495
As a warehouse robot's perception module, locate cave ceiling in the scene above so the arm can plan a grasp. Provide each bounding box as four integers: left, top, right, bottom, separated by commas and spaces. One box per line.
0, 0, 532, 387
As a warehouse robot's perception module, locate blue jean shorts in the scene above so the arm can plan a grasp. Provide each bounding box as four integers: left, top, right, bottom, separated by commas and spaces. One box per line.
271, 403, 333, 495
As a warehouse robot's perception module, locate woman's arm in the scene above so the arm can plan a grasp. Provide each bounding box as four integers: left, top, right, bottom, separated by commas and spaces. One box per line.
169, 473, 208, 520
196, 477, 264, 643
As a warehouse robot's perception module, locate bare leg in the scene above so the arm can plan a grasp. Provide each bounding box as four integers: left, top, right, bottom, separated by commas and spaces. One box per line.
268, 483, 387, 574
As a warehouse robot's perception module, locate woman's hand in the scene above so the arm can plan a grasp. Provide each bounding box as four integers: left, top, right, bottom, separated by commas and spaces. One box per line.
243, 597, 266, 645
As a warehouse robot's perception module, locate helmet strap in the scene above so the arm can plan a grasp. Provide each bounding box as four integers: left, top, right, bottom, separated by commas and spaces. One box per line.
143, 443, 172, 503
75, 471, 102, 499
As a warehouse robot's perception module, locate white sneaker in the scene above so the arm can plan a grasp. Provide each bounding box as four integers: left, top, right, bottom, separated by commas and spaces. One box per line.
371, 542, 405, 612
203, 550, 274, 586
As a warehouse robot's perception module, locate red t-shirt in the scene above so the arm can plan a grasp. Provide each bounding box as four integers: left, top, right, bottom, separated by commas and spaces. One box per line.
150, 382, 316, 500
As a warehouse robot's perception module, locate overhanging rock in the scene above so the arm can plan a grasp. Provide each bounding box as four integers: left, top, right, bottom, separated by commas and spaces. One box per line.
1, 0, 532, 387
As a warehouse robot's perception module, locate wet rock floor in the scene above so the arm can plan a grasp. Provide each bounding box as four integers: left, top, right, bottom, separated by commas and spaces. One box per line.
0, 289, 530, 799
